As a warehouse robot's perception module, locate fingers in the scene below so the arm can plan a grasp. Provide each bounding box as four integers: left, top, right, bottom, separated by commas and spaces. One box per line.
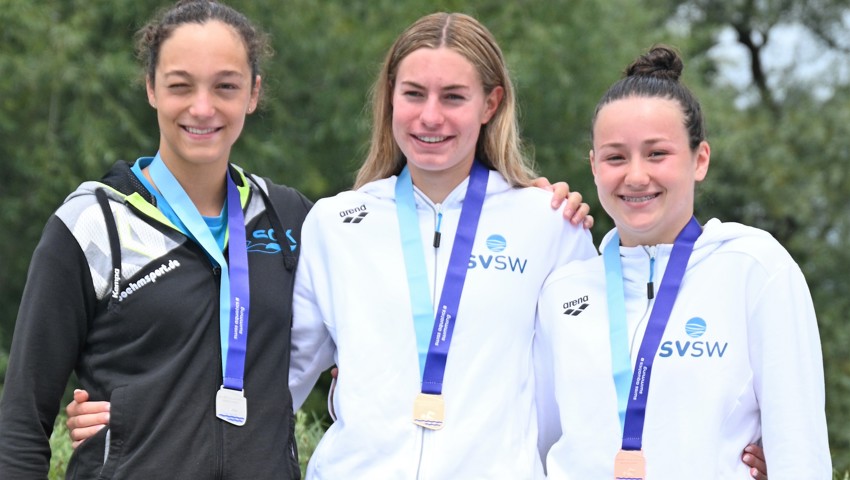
72, 389, 90, 404
582, 214, 594, 230
566, 201, 591, 227
742, 444, 767, 480
67, 410, 110, 449
65, 389, 111, 449
66, 407, 111, 429
530, 176, 554, 191
69, 424, 108, 448
66, 400, 111, 420
66, 389, 90, 418
749, 466, 767, 480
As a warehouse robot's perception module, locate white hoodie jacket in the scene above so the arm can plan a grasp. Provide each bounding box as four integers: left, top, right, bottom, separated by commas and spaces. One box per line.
290, 170, 596, 479
536, 219, 831, 479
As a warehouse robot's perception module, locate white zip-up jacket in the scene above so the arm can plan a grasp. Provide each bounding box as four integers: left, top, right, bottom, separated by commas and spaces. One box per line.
536, 219, 831, 479
290, 170, 596, 479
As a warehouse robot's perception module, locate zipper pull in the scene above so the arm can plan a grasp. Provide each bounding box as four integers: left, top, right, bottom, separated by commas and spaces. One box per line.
646, 246, 656, 300
433, 205, 443, 248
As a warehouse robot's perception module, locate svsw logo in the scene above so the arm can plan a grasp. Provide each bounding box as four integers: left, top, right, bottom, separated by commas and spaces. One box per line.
467, 234, 528, 274
340, 204, 368, 224
658, 317, 729, 359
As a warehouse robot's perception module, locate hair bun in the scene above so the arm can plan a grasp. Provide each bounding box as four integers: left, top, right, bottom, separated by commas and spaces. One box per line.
625, 45, 683, 82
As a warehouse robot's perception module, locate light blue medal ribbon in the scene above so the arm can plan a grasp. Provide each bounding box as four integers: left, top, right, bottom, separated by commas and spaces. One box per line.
605, 217, 702, 478
148, 154, 250, 426
396, 160, 489, 429
603, 235, 633, 433
395, 166, 438, 378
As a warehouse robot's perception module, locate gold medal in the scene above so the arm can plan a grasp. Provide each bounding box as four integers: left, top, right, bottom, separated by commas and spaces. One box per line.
614, 449, 646, 479
412, 393, 445, 430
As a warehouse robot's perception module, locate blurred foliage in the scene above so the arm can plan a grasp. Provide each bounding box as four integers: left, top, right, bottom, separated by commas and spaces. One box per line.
1, 0, 848, 472
46, 410, 327, 478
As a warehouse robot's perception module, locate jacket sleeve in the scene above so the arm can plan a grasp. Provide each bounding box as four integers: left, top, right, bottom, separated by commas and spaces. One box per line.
0, 216, 94, 478
289, 208, 336, 411
533, 305, 561, 467
748, 259, 832, 478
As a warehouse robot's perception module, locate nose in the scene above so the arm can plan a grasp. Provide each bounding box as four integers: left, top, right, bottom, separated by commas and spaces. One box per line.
624, 158, 650, 187
419, 97, 444, 128
189, 89, 215, 118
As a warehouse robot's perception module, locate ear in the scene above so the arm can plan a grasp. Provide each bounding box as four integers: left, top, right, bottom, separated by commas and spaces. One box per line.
589, 149, 598, 177
146, 77, 156, 109
693, 140, 710, 182
248, 75, 262, 114
481, 86, 504, 124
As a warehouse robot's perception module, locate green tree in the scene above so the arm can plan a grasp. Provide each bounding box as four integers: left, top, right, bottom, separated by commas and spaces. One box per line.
650, 0, 850, 469
1, 0, 847, 472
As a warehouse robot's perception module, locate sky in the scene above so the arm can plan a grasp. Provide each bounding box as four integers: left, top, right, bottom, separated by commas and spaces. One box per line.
708, 15, 850, 106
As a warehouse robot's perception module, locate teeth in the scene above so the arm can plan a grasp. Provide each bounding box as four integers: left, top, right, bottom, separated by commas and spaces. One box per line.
417, 135, 446, 143
623, 194, 657, 202
186, 126, 217, 135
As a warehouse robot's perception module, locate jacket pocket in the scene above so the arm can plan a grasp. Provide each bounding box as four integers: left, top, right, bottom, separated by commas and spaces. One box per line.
64, 421, 110, 479
95, 385, 128, 479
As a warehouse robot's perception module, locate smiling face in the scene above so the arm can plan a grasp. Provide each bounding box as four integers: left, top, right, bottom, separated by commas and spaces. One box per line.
146, 20, 260, 175
391, 46, 502, 200
590, 95, 709, 247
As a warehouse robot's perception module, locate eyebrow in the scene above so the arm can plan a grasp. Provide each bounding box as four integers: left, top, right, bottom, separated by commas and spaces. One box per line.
163, 70, 246, 80
398, 80, 470, 91
599, 138, 672, 149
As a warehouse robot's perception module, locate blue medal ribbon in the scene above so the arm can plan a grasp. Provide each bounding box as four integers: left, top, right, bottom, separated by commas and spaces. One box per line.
604, 217, 702, 451
395, 160, 489, 393
148, 154, 250, 392
604, 237, 633, 432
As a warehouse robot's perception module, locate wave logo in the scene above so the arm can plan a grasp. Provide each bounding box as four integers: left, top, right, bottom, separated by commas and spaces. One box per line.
658, 317, 728, 359
468, 234, 527, 274
247, 228, 298, 254
685, 317, 707, 338
486, 234, 507, 252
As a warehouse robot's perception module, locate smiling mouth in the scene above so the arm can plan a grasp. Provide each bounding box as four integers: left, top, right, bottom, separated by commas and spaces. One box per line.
184, 126, 220, 135
621, 193, 660, 203
414, 135, 449, 144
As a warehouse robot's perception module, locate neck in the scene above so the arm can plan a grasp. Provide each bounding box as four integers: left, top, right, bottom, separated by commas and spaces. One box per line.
146, 157, 228, 217
616, 213, 694, 248
407, 159, 474, 204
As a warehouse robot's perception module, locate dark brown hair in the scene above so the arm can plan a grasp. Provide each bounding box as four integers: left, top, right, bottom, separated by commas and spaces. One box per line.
136, 0, 272, 91
592, 45, 705, 150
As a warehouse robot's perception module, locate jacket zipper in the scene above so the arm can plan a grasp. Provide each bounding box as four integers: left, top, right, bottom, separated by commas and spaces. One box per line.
631, 247, 657, 355
413, 196, 444, 480
212, 265, 225, 479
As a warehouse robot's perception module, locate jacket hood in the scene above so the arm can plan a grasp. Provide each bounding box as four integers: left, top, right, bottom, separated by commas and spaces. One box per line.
63, 160, 253, 208
63, 161, 152, 205
599, 218, 775, 266
358, 167, 513, 208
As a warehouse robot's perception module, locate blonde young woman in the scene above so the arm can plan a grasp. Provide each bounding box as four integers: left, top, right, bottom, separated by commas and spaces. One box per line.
286, 12, 597, 479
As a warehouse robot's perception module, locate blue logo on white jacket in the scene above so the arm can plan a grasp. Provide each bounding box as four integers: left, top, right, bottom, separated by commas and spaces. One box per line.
467, 234, 527, 273
658, 317, 728, 358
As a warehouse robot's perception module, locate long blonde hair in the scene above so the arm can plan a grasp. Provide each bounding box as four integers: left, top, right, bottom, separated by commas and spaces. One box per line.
354, 12, 535, 189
